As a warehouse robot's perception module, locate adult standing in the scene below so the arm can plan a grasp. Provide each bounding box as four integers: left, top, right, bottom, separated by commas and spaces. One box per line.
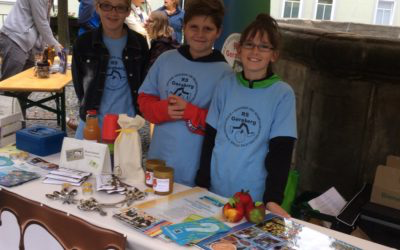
0, 0, 62, 81
78, 0, 101, 35
125, 0, 151, 37
158, 0, 184, 43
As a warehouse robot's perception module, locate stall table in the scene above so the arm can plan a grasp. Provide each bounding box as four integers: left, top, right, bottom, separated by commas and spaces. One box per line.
0, 153, 396, 250
0, 67, 72, 131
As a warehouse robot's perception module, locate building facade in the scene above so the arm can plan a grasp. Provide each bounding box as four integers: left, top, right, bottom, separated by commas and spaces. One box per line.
271, 0, 400, 26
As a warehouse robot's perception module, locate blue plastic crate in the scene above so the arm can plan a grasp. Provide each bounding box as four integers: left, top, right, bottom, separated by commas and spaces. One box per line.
16, 126, 66, 156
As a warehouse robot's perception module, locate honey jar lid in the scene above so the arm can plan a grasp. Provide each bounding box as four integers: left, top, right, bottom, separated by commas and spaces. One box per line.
153, 166, 173, 173
146, 159, 166, 170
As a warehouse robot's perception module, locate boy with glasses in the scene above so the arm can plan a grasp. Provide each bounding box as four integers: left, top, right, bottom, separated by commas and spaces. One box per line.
72, 0, 149, 139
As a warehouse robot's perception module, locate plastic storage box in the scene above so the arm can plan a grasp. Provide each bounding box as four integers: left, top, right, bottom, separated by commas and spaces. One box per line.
16, 126, 66, 156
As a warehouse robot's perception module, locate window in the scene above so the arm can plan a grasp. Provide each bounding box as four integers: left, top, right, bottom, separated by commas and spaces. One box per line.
316, 0, 333, 20
375, 0, 395, 25
283, 0, 301, 18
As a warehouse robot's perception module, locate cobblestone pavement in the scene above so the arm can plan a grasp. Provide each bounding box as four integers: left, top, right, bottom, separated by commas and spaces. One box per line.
25, 82, 150, 159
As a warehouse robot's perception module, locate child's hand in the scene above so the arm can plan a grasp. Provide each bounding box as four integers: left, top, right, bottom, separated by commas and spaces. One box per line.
167, 95, 187, 120
168, 95, 187, 110
266, 202, 291, 218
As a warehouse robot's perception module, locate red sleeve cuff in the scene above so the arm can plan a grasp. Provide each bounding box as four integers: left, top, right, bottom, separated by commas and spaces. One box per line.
138, 93, 172, 124
183, 103, 207, 135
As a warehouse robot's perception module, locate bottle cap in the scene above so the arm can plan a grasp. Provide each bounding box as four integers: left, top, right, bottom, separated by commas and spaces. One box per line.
87, 109, 97, 115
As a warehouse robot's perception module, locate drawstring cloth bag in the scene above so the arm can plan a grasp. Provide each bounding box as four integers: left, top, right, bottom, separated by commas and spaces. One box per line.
114, 114, 145, 185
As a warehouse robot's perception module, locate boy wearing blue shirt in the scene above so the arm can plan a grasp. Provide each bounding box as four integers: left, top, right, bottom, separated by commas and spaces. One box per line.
73, 0, 149, 139
138, 0, 232, 187
196, 14, 297, 218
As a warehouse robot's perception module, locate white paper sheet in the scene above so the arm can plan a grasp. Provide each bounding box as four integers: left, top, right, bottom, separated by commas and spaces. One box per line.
308, 187, 347, 216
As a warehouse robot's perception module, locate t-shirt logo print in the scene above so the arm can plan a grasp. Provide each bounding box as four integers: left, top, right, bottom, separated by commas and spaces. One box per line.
105, 57, 127, 90
166, 73, 198, 102
224, 107, 261, 147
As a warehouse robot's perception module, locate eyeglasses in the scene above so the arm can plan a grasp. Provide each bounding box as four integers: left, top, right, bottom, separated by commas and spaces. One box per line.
242, 41, 274, 52
99, 3, 130, 13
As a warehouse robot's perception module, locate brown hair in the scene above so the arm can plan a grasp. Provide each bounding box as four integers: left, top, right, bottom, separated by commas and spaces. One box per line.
184, 0, 224, 29
239, 13, 281, 50
146, 11, 174, 40
95, 0, 131, 8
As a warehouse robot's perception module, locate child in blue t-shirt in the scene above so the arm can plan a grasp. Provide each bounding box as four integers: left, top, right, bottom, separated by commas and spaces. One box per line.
138, 0, 232, 187
195, 14, 297, 218
72, 0, 149, 139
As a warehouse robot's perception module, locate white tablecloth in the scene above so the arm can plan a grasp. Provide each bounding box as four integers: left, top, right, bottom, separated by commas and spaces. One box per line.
0, 153, 394, 250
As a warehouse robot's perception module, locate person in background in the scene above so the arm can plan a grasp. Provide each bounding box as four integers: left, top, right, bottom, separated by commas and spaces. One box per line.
125, 0, 151, 38
145, 10, 180, 71
138, 0, 232, 187
158, 0, 184, 43
72, 0, 149, 139
0, 0, 62, 81
78, 0, 101, 35
195, 14, 297, 218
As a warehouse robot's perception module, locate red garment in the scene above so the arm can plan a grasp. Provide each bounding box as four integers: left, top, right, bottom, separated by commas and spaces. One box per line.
138, 93, 207, 135
184, 103, 207, 135
138, 93, 171, 124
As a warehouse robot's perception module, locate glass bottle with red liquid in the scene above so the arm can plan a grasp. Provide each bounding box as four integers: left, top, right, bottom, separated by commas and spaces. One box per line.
83, 110, 101, 142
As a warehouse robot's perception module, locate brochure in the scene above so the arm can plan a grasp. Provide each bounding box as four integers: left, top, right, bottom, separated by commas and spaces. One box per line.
162, 217, 231, 246
134, 187, 227, 224
113, 207, 172, 237
27, 157, 59, 171
0, 166, 40, 187
43, 167, 91, 186
196, 214, 362, 250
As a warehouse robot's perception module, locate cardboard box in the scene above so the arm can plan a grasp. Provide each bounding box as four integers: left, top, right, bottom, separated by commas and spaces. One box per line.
0, 113, 23, 127
387, 155, 400, 168
0, 95, 22, 115
0, 121, 22, 138
0, 95, 23, 127
0, 133, 16, 147
370, 155, 400, 210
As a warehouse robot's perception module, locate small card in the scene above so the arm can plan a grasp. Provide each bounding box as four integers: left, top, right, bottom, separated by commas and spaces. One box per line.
113, 207, 172, 237
59, 138, 112, 175
28, 157, 59, 170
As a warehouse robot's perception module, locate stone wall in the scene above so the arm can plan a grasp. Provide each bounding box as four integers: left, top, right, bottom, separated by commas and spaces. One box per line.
275, 20, 400, 198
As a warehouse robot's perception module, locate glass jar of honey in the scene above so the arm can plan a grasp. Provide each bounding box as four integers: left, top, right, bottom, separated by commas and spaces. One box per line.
83, 109, 100, 142
153, 166, 174, 195
36, 61, 50, 78
145, 159, 165, 187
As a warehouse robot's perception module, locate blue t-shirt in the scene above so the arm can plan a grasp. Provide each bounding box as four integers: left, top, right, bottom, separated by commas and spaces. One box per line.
75, 34, 134, 139
139, 50, 232, 186
206, 73, 297, 201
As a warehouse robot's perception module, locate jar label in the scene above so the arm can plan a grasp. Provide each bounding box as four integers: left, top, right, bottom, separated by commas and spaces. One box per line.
145, 171, 154, 185
153, 178, 170, 192
84, 139, 97, 143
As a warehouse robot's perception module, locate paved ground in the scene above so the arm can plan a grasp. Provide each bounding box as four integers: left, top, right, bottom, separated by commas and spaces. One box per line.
25, 82, 151, 159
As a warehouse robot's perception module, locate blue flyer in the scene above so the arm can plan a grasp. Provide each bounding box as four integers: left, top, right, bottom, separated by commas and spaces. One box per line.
161, 217, 231, 246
